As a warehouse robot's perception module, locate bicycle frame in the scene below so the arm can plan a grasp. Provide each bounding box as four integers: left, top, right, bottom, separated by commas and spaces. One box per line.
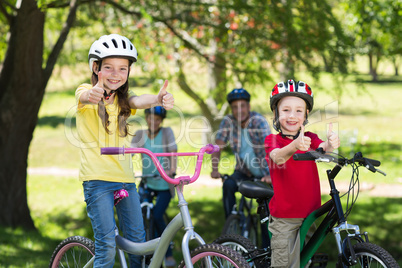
299, 162, 366, 267
226, 151, 392, 268
115, 183, 206, 268
97, 144, 220, 268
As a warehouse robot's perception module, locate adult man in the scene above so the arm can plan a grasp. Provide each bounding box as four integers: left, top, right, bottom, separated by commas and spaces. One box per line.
211, 88, 271, 218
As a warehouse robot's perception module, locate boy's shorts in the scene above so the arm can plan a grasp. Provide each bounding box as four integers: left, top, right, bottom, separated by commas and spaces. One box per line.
268, 216, 304, 268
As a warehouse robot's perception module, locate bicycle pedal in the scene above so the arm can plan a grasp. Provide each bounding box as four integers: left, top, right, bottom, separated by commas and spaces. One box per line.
310, 253, 329, 267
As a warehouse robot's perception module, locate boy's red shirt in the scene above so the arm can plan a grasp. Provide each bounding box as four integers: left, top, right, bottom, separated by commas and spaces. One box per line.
265, 132, 323, 218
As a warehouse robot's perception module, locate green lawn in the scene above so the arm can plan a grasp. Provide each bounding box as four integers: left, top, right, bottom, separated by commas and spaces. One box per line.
0, 174, 401, 267
1, 64, 401, 266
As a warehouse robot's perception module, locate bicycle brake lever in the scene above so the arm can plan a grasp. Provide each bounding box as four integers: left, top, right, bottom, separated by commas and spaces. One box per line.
376, 169, 387, 176
364, 158, 376, 173
315, 157, 330, 163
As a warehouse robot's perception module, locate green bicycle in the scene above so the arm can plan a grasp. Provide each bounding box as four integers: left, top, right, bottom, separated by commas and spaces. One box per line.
215, 150, 399, 268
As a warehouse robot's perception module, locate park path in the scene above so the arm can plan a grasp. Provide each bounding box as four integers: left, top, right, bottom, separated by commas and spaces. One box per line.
28, 167, 402, 198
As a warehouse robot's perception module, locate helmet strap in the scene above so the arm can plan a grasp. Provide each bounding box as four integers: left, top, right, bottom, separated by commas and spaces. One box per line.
104, 90, 117, 100
280, 131, 300, 140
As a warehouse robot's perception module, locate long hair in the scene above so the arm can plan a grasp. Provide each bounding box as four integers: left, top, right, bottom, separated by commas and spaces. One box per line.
91, 61, 132, 137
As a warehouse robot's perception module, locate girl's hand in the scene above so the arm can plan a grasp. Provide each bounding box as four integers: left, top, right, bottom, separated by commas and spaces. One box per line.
294, 125, 311, 151
157, 80, 174, 110
88, 71, 104, 104
327, 123, 340, 149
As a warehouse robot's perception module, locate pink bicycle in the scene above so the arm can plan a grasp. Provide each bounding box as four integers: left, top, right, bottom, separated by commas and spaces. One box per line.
49, 144, 248, 268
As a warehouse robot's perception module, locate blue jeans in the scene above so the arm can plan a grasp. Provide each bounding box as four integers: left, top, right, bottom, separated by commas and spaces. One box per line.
222, 170, 252, 218
140, 188, 173, 257
83, 180, 145, 268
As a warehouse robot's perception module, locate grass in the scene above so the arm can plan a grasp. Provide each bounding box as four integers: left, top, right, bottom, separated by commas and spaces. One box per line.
1, 61, 401, 266
1, 174, 401, 267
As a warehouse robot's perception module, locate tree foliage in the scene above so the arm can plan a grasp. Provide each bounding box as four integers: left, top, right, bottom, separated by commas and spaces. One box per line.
77, 0, 351, 131
0, 0, 399, 229
340, 0, 402, 80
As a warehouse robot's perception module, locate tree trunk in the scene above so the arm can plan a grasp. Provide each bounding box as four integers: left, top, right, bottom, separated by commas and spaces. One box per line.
392, 56, 399, 76
0, 0, 45, 229
0, 0, 78, 229
207, 36, 227, 132
368, 53, 378, 82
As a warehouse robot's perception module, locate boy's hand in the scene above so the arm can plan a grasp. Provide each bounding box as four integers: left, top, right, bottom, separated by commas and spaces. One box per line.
327, 123, 340, 149
294, 125, 311, 151
157, 80, 174, 110
88, 71, 104, 103
261, 175, 272, 184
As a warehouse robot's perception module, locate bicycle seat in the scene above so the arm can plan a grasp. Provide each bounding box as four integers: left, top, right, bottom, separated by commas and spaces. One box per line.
239, 181, 274, 199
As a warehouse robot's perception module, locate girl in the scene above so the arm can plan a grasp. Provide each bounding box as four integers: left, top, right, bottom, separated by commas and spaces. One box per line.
131, 106, 177, 267
75, 34, 174, 267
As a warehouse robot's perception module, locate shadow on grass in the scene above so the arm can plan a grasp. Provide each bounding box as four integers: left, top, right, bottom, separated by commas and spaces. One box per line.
1, 196, 400, 266
339, 141, 402, 163
37, 115, 76, 128
0, 226, 58, 267
0, 207, 93, 267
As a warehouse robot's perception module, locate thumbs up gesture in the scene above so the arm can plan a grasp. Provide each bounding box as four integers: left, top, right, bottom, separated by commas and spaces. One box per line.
294, 125, 311, 151
326, 123, 340, 150
157, 80, 174, 110
87, 71, 105, 104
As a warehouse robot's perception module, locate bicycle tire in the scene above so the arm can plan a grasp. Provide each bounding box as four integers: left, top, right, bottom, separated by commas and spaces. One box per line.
142, 206, 154, 241
222, 214, 242, 236
246, 214, 259, 246
178, 243, 249, 268
222, 214, 258, 246
342, 242, 399, 268
214, 234, 270, 268
49, 236, 95, 268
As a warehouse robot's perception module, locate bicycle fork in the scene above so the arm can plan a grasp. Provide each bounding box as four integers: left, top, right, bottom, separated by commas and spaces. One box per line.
332, 222, 369, 266
176, 182, 209, 268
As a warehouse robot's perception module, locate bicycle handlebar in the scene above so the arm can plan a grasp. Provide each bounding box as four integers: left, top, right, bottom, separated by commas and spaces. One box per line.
293, 150, 384, 174
101, 144, 220, 185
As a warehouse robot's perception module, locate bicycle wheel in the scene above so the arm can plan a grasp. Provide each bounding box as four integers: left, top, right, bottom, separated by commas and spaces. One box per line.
221, 214, 241, 236
214, 234, 270, 268
222, 214, 258, 246
245, 214, 258, 246
142, 206, 154, 241
49, 236, 95, 268
178, 243, 249, 268
342, 242, 399, 268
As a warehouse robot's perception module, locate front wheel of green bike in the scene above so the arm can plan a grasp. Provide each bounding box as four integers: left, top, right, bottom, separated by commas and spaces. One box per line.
342, 242, 399, 268
178, 243, 249, 268
49, 236, 95, 268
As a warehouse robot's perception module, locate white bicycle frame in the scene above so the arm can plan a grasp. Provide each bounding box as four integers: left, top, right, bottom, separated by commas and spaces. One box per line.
84, 183, 209, 268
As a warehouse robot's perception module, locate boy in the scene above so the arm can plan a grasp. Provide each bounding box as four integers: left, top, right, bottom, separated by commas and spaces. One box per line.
265, 79, 340, 267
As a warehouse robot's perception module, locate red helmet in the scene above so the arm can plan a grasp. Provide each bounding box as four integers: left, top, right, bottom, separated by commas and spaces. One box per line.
270, 79, 314, 111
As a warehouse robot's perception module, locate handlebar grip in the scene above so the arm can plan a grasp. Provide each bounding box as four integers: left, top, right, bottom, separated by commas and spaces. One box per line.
366, 158, 381, 167
293, 151, 316, 161
205, 144, 220, 154
101, 147, 125, 155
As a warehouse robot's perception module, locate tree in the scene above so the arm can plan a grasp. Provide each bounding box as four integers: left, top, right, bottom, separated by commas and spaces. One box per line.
340, 0, 401, 81
0, 0, 353, 229
0, 0, 79, 229
95, 0, 351, 133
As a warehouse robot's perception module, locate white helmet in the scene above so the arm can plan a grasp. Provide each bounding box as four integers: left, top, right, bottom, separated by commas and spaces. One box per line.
88, 34, 138, 72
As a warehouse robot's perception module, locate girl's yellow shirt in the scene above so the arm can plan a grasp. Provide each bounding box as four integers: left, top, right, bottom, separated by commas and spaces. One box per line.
75, 84, 136, 182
